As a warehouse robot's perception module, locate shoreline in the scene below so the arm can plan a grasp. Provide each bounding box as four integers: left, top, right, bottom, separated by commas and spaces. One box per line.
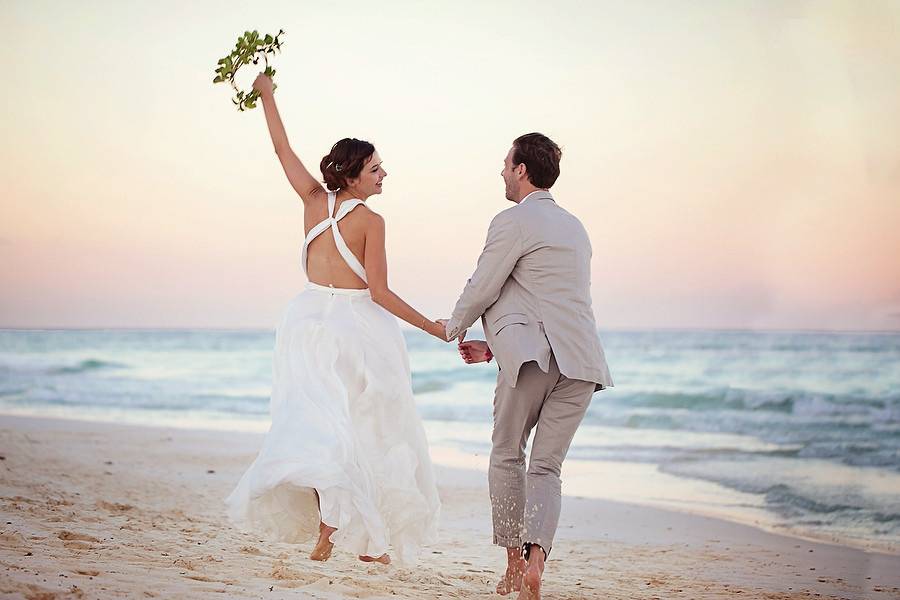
1, 413, 899, 599
1, 408, 897, 557
430, 444, 900, 558
3, 326, 899, 335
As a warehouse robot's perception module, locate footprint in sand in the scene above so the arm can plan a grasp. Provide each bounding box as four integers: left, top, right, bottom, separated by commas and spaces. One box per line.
173, 558, 197, 570
46, 497, 74, 508
21, 582, 85, 600
0, 530, 27, 545
300, 577, 359, 595
96, 500, 135, 513
58, 531, 100, 543
200, 554, 222, 563
64, 544, 93, 551
47, 515, 77, 523
270, 561, 315, 584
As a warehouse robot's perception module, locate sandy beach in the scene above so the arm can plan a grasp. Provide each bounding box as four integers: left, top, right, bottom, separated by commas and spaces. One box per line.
0, 414, 897, 600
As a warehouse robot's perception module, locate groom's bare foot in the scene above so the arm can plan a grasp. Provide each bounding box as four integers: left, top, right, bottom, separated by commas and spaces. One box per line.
517, 546, 545, 600
497, 547, 526, 595
496, 557, 526, 595
310, 522, 336, 561
358, 553, 391, 565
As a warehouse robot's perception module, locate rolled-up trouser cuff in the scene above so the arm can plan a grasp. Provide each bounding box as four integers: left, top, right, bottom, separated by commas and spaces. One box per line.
493, 533, 522, 548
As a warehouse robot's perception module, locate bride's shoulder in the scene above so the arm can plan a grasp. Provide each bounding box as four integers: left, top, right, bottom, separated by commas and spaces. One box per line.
355, 206, 385, 246
356, 203, 382, 221
352, 204, 384, 233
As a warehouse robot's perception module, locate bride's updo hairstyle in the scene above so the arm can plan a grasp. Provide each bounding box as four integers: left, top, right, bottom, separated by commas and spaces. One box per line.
319, 138, 376, 191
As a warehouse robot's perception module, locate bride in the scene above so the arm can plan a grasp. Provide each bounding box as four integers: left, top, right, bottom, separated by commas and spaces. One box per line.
225, 73, 445, 566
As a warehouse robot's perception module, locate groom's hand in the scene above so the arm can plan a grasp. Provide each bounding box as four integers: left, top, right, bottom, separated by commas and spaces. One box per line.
458, 340, 492, 364
436, 319, 466, 343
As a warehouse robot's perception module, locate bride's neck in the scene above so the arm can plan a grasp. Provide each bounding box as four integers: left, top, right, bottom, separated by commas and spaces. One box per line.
337, 188, 367, 201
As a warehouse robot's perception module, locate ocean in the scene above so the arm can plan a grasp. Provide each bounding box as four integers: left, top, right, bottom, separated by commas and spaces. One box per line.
1, 328, 898, 553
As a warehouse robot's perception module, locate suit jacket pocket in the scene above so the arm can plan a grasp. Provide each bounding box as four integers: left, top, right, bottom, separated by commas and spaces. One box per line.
492, 313, 528, 335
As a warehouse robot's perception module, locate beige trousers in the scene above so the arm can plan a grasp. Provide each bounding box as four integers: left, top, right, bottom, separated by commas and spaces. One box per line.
489, 353, 595, 554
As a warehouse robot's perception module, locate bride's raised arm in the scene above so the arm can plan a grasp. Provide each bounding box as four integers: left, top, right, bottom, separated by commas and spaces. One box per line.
363, 212, 449, 342
253, 73, 325, 204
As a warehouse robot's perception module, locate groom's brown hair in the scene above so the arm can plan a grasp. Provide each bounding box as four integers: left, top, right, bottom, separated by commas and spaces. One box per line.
512, 133, 562, 188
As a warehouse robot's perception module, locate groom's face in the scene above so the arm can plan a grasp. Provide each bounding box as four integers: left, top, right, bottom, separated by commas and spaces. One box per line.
501, 147, 520, 201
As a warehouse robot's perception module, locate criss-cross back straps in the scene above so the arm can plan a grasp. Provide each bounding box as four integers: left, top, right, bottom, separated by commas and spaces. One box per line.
300, 191, 368, 283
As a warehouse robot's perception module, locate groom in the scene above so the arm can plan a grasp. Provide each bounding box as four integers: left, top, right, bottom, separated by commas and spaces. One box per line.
438, 133, 612, 599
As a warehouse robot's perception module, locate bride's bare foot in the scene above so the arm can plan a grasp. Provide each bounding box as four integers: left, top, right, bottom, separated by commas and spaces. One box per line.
310, 522, 336, 561
517, 546, 545, 600
496, 555, 526, 595
358, 553, 391, 565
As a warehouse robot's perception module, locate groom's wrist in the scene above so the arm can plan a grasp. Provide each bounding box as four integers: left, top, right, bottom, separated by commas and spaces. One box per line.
444, 318, 459, 339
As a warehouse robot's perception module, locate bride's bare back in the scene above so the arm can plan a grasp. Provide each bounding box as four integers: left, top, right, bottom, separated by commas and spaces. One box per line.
303, 193, 370, 290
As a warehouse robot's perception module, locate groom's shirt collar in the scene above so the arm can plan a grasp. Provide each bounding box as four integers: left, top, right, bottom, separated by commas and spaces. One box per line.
520, 190, 554, 204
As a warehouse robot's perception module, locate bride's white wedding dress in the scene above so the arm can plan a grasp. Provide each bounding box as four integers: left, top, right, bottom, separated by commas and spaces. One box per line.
225, 191, 440, 564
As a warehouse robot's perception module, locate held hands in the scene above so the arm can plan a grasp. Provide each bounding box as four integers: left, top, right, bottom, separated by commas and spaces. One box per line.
428, 317, 491, 362
433, 319, 466, 344
458, 340, 492, 364
423, 319, 448, 342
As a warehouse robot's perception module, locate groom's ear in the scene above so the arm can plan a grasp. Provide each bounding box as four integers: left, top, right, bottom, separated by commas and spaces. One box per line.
516, 163, 528, 180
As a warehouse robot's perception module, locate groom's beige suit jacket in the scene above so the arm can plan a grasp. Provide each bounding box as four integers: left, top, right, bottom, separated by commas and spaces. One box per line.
444, 190, 613, 390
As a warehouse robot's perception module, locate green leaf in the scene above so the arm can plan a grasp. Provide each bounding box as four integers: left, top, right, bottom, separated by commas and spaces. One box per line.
215, 28, 285, 111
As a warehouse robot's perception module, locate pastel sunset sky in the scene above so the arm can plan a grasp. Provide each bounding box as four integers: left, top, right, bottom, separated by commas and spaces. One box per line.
2, 0, 899, 330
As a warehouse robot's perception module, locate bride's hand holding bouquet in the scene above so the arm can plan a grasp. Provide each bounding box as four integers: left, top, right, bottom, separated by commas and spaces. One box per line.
252, 73, 275, 99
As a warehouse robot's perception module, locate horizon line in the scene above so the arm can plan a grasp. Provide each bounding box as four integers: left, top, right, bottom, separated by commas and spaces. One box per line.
1, 325, 898, 336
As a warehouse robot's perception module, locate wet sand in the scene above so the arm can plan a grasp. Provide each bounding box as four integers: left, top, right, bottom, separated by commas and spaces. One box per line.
1, 414, 897, 599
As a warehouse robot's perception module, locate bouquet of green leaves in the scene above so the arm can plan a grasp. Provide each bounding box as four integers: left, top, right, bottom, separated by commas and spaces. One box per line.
213, 29, 285, 111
